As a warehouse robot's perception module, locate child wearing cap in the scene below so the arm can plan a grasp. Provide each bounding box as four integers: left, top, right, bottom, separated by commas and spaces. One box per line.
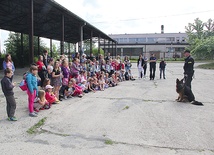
45, 85, 60, 104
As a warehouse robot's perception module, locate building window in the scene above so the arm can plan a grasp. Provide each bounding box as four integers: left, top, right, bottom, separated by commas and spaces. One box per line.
118, 38, 128, 43
129, 38, 137, 43
166, 47, 175, 52
166, 37, 175, 42
138, 38, 146, 43
176, 37, 180, 42
181, 37, 186, 42
175, 47, 185, 51
147, 37, 156, 43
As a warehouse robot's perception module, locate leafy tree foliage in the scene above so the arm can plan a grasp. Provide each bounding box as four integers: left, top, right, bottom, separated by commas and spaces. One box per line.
185, 18, 214, 59
4, 32, 48, 67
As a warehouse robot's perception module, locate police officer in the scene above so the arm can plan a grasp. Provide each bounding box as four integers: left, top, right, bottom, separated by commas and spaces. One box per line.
149, 54, 157, 80
183, 50, 194, 89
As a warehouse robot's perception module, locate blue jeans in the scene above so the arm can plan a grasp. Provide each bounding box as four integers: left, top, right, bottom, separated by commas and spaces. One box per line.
160, 68, 165, 79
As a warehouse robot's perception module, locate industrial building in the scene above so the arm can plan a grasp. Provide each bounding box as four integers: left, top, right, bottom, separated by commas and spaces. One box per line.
105, 32, 189, 59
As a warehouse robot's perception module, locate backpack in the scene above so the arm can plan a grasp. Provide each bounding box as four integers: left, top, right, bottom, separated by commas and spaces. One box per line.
19, 80, 28, 91
125, 72, 129, 81
19, 72, 28, 91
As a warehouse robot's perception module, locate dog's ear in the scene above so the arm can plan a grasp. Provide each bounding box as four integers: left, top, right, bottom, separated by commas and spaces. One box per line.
176, 78, 179, 83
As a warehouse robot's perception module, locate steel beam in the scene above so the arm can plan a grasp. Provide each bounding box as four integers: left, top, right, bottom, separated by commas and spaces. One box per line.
90, 31, 93, 56
98, 36, 100, 55
38, 36, 40, 56
50, 39, 53, 57
60, 15, 64, 55
29, 0, 34, 64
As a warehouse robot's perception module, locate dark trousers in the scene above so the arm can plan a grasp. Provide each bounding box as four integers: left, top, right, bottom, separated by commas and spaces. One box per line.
150, 65, 156, 80
38, 71, 46, 87
5, 95, 16, 118
160, 68, 165, 79
184, 74, 193, 89
143, 65, 147, 76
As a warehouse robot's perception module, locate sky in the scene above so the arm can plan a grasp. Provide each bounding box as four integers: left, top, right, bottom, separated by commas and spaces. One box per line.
1, 0, 214, 51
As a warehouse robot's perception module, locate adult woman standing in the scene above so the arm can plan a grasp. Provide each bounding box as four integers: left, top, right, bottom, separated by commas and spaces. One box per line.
61, 59, 70, 86
137, 55, 145, 79
71, 58, 80, 78
124, 56, 131, 72
3, 54, 15, 82
52, 61, 63, 100
36, 55, 47, 87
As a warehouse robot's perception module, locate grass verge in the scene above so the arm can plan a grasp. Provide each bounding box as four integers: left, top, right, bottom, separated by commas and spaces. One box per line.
123, 106, 130, 110
27, 117, 47, 134
197, 62, 214, 69
105, 139, 114, 145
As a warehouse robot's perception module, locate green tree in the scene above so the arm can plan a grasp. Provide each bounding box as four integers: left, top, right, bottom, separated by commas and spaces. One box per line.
185, 18, 214, 59
85, 48, 104, 56
4, 32, 48, 66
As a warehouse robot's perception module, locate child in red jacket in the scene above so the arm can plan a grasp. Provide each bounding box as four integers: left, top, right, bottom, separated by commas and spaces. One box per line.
70, 78, 83, 98
45, 85, 59, 104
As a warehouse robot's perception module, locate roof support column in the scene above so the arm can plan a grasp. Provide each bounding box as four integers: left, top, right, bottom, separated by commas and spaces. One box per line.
50, 39, 53, 57
38, 36, 40, 56
115, 42, 117, 58
60, 15, 64, 55
108, 40, 111, 57
111, 41, 114, 58
104, 39, 106, 56
21, 33, 24, 68
98, 36, 101, 55
90, 31, 93, 56
68, 43, 71, 62
29, 0, 34, 64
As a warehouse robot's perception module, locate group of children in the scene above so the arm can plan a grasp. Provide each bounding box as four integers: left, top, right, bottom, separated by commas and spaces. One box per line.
1, 53, 135, 120
1, 52, 167, 121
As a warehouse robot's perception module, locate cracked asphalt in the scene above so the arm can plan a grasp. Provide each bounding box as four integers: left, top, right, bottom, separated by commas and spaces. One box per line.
0, 62, 214, 155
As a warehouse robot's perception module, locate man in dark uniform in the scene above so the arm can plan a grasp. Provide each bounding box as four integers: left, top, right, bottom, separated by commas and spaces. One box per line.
183, 50, 194, 89
149, 54, 157, 80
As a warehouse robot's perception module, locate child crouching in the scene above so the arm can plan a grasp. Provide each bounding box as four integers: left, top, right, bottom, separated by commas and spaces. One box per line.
45, 85, 60, 104
69, 78, 83, 98
34, 90, 50, 112
64, 81, 75, 100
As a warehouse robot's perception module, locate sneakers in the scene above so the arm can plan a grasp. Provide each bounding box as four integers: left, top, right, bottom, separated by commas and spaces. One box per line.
34, 108, 40, 113
29, 112, 38, 117
8, 117, 17, 121
64, 96, 68, 100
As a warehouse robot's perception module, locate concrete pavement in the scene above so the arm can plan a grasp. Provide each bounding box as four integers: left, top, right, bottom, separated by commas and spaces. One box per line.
0, 62, 213, 155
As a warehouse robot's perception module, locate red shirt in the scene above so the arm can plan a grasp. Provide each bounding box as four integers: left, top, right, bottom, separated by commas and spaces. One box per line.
45, 92, 56, 104
37, 61, 45, 72
111, 62, 116, 70
116, 63, 125, 71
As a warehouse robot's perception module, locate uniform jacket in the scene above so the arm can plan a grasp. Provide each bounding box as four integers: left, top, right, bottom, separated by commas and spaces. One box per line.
184, 56, 194, 74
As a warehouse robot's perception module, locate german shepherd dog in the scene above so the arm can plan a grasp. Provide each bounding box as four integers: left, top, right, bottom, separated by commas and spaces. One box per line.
176, 78, 203, 106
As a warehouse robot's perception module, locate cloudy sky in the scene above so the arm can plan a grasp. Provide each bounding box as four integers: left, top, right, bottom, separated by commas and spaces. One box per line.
1, 0, 214, 50
54, 0, 214, 34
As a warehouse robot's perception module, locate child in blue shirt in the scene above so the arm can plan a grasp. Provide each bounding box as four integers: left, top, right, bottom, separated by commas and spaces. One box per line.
26, 66, 39, 117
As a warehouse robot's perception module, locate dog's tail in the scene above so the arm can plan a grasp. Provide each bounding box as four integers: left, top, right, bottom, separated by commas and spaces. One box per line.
191, 101, 204, 106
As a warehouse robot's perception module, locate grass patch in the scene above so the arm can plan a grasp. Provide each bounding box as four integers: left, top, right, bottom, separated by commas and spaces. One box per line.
27, 117, 47, 134
197, 62, 214, 69
105, 139, 114, 145
123, 106, 130, 110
